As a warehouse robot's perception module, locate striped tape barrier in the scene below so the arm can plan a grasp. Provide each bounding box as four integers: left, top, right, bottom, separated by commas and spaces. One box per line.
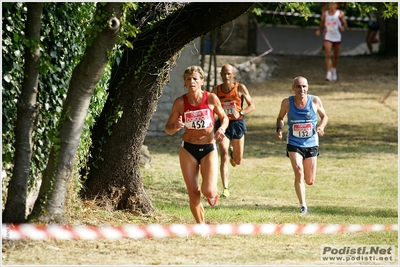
2, 223, 398, 240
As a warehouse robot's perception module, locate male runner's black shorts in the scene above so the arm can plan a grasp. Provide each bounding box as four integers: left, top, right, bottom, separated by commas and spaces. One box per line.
215, 119, 246, 140
286, 144, 319, 159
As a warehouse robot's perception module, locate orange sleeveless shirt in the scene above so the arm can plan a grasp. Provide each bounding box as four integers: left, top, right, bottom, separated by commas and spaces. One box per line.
216, 82, 243, 121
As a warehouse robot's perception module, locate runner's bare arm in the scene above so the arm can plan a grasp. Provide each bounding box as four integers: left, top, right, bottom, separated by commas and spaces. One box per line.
276, 98, 289, 140
239, 83, 255, 115
165, 97, 185, 135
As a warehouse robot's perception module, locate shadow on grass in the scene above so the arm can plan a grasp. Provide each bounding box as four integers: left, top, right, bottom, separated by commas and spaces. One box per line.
306, 205, 398, 218
244, 121, 398, 158
149, 203, 398, 225
211, 204, 398, 219
145, 120, 397, 160
145, 116, 397, 158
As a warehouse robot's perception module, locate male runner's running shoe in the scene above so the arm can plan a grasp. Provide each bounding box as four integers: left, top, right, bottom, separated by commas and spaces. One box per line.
222, 188, 230, 198
300, 206, 308, 215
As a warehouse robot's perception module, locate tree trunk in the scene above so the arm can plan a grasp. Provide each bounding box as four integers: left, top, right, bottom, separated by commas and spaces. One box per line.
2, 3, 43, 223
200, 35, 206, 70
379, 16, 398, 56
83, 3, 254, 214
28, 3, 122, 224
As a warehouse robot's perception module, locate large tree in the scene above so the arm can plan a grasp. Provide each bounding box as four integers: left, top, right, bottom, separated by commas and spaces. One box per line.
27, 3, 122, 223
2, 2, 98, 223
82, 2, 254, 213
2, 3, 43, 223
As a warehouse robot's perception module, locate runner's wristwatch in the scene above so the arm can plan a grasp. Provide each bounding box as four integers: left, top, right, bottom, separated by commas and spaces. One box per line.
239, 110, 244, 116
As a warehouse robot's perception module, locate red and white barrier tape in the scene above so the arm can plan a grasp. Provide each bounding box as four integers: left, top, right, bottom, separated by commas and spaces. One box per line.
2, 223, 397, 240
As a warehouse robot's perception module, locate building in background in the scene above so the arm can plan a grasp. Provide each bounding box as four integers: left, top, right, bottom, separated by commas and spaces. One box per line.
146, 13, 376, 136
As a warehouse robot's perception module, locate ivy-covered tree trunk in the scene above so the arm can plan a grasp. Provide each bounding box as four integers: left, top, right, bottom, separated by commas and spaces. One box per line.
2, 3, 43, 223
83, 3, 254, 213
28, 3, 122, 224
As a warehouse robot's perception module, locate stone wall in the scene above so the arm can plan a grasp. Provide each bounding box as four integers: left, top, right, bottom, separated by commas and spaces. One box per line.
146, 39, 201, 137
146, 49, 277, 137
202, 55, 277, 91
216, 14, 250, 55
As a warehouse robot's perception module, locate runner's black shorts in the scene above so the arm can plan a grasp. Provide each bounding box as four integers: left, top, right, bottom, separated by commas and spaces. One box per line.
215, 119, 246, 140
286, 144, 319, 159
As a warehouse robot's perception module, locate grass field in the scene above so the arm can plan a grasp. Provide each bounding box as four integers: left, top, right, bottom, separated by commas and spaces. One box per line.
2, 55, 398, 265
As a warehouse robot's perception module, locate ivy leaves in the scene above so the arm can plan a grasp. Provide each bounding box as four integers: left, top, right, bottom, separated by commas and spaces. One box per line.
2, 3, 108, 199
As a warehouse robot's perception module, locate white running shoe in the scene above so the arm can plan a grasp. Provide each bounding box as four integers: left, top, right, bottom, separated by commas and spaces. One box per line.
325, 71, 332, 81
331, 68, 337, 81
300, 206, 308, 215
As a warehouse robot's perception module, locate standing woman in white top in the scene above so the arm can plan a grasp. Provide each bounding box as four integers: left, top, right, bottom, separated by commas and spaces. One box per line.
316, 2, 348, 81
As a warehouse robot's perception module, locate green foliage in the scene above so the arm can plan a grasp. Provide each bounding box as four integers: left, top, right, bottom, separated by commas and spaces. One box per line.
381, 2, 398, 19
252, 2, 325, 27
105, 105, 124, 136
2, 3, 25, 176
251, 2, 398, 29
1, 2, 111, 208
2, 2, 29, 202
118, 2, 140, 49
